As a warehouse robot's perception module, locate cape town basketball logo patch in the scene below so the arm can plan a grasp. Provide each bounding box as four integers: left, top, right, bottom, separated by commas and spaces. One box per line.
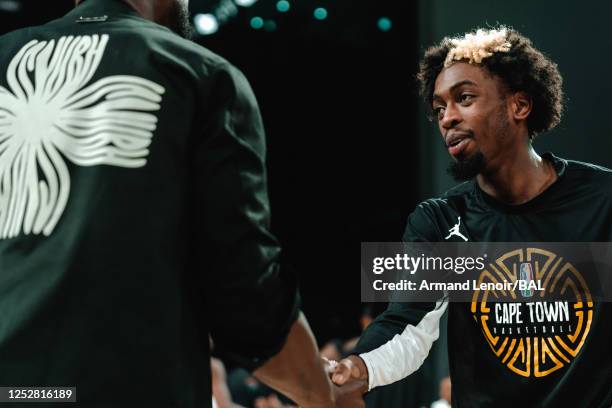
471, 248, 593, 378
0, 34, 165, 239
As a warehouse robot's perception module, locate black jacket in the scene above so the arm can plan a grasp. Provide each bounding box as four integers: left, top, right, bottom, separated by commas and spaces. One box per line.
0, 0, 298, 406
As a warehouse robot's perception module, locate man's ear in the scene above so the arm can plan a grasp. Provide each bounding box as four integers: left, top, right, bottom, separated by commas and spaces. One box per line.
509, 91, 532, 121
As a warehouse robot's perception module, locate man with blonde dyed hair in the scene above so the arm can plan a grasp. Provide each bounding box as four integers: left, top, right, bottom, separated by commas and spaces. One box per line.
332, 27, 612, 407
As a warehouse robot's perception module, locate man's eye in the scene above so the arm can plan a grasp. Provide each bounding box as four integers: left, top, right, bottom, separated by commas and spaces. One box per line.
433, 106, 445, 118
460, 94, 474, 102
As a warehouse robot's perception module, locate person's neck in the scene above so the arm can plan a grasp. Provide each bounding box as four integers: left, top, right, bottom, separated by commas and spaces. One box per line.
121, 0, 156, 21
476, 145, 556, 205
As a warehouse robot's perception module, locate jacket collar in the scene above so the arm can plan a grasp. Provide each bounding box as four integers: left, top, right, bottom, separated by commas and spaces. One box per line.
64, 0, 142, 22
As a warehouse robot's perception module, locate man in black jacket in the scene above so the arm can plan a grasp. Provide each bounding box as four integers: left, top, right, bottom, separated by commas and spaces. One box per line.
0, 0, 365, 406
333, 27, 612, 407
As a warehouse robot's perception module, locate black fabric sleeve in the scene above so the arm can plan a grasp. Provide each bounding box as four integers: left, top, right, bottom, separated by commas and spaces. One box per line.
192, 62, 299, 371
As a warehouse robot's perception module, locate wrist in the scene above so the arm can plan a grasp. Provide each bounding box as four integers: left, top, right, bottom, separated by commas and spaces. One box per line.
295, 364, 335, 408
347, 355, 369, 381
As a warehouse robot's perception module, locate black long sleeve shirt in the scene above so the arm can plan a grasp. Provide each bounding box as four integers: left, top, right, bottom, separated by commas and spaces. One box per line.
355, 153, 612, 407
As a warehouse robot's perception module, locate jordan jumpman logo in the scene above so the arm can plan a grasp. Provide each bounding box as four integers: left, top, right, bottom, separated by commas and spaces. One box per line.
445, 216, 468, 241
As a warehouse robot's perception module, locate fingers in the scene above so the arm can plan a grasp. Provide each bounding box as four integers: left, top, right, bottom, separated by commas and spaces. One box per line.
321, 357, 337, 375
331, 359, 354, 385
331, 355, 369, 387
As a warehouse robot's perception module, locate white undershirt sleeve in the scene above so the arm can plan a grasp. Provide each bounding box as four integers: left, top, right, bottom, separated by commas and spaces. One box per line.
359, 298, 448, 391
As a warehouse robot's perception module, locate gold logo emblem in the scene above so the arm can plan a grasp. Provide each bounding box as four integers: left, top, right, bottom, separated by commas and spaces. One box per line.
471, 248, 593, 378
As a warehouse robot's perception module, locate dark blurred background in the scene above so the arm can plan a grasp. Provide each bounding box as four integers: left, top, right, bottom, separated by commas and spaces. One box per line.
192, 0, 420, 343
2, 0, 611, 406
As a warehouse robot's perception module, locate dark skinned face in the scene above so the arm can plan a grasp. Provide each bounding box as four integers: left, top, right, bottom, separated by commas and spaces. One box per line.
432, 62, 514, 180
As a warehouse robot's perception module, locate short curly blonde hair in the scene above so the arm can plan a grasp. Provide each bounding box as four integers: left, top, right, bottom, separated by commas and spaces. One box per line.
444, 28, 512, 67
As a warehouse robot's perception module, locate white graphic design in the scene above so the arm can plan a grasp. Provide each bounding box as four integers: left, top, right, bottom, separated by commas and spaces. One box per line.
445, 216, 468, 241
0, 35, 165, 239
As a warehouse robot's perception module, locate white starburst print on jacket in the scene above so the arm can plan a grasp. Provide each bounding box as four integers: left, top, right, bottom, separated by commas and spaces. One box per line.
0, 34, 165, 239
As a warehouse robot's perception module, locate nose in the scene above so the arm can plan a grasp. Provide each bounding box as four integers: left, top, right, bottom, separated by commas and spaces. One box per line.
439, 103, 462, 131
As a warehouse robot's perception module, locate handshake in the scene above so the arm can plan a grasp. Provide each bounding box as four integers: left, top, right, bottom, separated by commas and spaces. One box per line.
326, 355, 368, 386
322, 355, 370, 408
253, 315, 371, 408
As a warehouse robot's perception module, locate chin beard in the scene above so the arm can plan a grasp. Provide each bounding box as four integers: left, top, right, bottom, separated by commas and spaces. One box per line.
447, 151, 486, 181
169, 1, 195, 40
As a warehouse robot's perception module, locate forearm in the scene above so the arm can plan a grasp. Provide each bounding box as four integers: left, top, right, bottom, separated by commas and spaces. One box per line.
359, 299, 447, 390
254, 312, 335, 407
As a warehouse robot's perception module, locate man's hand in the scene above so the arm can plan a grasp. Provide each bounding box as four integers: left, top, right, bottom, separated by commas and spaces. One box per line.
330, 355, 368, 386
319, 358, 366, 407
332, 379, 367, 408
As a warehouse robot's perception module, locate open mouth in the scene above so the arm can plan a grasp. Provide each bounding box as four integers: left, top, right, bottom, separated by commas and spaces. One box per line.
447, 136, 471, 157
448, 138, 464, 147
